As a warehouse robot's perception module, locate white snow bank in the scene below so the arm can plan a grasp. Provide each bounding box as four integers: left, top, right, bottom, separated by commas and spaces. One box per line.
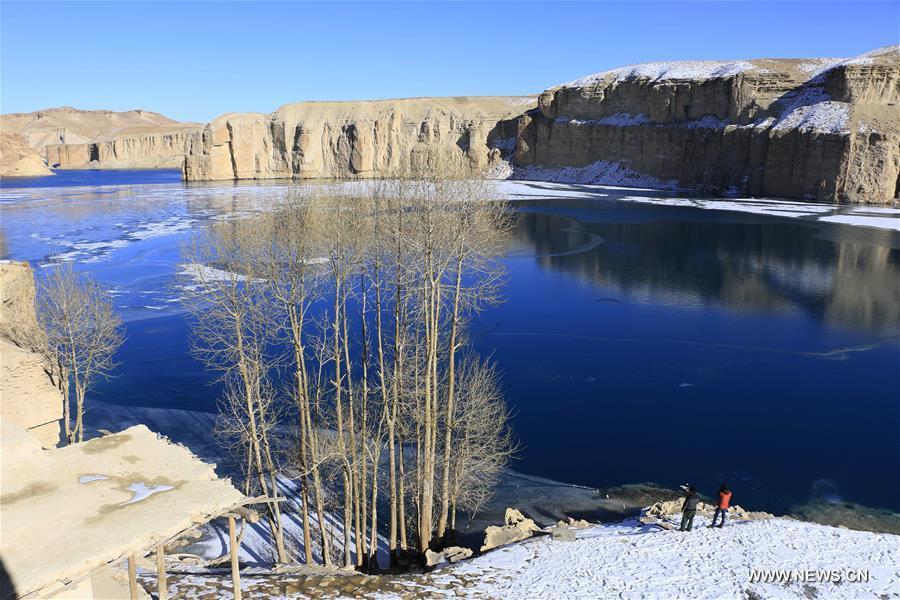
430, 517, 899, 599
565, 60, 757, 87
512, 161, 678, 190
772, 98, 850, 135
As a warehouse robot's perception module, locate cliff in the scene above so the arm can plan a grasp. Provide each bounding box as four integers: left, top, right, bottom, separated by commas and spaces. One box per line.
182, 96, 534, 180
514, 46, 899, 203
0, 133, 53, 177
0, 106, 199, 169
45, 127, 198, 169
0, 261, 63, 448
181, 47, 897, 204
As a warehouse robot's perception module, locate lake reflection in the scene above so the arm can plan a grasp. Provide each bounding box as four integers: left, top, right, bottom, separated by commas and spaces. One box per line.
1, 175, 898, 517
512, 205, 900, 333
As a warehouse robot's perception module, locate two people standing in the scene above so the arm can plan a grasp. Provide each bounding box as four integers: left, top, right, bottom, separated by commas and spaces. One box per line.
678, 483, 732, 531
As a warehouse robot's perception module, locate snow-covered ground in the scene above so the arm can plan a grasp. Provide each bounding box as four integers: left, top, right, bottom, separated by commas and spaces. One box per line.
423, 517, 900, 599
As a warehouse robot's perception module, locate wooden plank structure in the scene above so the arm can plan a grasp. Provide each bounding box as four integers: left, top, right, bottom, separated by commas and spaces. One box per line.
20, 495, 280, 600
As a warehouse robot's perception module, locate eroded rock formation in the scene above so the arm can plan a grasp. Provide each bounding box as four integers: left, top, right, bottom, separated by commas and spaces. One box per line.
0, 261, 63, 447
514, 46, 899, 203
182, 97, 534, 180
481, 508, 542, 552
45, 129, 198, 169
0, 133, 53, 177
0, 106, 199, 169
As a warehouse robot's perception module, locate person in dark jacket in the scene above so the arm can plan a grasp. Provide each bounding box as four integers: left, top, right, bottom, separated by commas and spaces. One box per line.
709, 484, 732, 528
679, 485, 700, 531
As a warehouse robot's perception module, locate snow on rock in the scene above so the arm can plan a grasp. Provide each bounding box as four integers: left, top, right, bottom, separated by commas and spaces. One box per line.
772, 98, 850, 135
431, 518, 899, 599
512, 160, 679, 190
564, 60, 757, 87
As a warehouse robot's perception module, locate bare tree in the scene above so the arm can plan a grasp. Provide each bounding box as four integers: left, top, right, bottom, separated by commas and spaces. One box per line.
37, 264, 124, 444
183, 166, 517, 568
181, 219, 289, 564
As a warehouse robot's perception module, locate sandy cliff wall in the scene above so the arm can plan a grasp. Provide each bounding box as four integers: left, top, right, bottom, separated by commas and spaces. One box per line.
0, 133, 53, 177
0, 261, 64, 448
514, 47, 899, 204
182, 97, 534, 180
1, 107, 199, 170
45, 129, 198, 169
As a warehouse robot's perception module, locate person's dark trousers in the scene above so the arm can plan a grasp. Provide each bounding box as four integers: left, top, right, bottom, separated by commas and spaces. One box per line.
679, 509, 696, 531
711, 507, 727, 527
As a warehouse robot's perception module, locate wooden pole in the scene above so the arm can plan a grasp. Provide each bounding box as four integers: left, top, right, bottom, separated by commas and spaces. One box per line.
156, 543, 168, 600
127, 554, 138, 600
229, 515, 242, 600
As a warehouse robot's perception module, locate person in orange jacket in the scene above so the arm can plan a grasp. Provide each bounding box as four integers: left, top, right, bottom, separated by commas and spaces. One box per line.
709, 483, 732, 528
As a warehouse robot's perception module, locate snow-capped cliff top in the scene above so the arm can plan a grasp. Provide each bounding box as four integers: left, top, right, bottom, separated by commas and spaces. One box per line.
563, 60, 758, 87
561, 46, 899, 89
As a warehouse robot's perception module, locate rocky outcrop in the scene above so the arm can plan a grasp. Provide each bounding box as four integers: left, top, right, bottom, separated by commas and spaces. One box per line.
0, 261, 63, 447
0, 106, 199, 169
0, 132, 53, 177
639, 499, 774, 526
182, 97, 534, 181
481, 508, 542, 552
514, 46, 899, 204
425, 546, 473, 567
45, 129, 198, 169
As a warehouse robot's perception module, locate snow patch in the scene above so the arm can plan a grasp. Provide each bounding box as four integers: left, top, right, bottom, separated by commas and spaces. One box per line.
565, 60, 757, 87
512, 161, 679, 190
78, 474, 109, 484
120, 482, 174, 505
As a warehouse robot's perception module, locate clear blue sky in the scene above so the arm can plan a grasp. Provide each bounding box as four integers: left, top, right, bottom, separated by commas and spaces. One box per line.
2, 1, 897, 122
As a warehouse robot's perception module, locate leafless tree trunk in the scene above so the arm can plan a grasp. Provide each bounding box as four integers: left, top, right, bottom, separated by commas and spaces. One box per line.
37, 264, 124, 444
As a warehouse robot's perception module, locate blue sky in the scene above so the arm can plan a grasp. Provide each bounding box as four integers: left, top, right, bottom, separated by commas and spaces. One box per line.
2, 1, 897, 122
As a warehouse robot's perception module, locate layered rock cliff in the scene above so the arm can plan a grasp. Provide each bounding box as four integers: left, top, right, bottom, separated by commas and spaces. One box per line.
0, 107, 198, 169
181, 47, 897, 204
0, 133, 53, 177
45, 128, 198, 169
0, 261, 63, 448
514, 46, 899, 203
182, 97, 534, 180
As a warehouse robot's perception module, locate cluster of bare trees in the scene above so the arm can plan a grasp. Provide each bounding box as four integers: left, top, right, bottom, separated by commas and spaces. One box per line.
183, 174, 516, 568
37, 264, 125, 444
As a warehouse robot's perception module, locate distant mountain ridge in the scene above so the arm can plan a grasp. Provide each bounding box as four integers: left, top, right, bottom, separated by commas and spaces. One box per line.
0, 107, 199, 172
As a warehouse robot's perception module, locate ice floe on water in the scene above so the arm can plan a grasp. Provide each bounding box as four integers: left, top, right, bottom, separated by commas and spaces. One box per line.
178, 263, 252, 283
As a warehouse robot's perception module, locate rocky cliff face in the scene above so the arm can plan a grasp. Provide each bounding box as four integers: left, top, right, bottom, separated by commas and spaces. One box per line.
0, 107, 198, 170
0, 133, 53, 177
514, 47, 899, 204
45, 129, 198, 169
182, 97, 534, 180
0, 261, 63, 448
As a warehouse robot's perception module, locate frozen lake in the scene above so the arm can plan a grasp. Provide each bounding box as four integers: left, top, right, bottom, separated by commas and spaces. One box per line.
2, 169, 898, 517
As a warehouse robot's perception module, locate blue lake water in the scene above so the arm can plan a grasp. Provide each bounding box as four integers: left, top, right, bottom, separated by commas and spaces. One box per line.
2, 170, 898, 517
